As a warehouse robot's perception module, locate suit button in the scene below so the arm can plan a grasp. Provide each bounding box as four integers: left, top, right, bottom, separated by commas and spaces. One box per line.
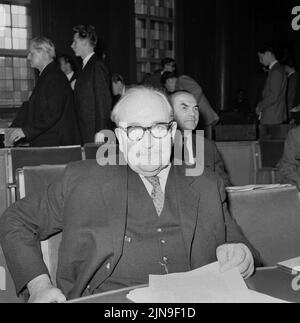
106, 263, 111, 270
157, 228, 162, 233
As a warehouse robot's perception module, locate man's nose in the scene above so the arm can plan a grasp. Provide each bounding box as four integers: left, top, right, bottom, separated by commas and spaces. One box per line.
188, 108, 196, 118
142, 130, 153, 149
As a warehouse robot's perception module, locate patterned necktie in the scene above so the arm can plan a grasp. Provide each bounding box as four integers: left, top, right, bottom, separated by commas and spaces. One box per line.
145, 176, 165, 216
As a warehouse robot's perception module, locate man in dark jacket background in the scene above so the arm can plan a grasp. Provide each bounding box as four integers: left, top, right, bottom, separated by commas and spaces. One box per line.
9, 37, 80, 147
256, 46, 287, 125
71, 25, 112, 145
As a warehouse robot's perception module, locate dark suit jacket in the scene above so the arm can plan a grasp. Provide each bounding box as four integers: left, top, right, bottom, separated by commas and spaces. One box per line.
74, 54, 112, 144
258, 62, 287, 125
294, 74, 300, 108
202, 138, 232, 187
0, 161, 260, 300
173, 132, 232, 187
11, 62, 81, 147
287, 72, 298, 111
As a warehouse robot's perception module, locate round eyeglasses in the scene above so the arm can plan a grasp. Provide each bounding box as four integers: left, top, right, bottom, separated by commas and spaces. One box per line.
119, 122, 174, 142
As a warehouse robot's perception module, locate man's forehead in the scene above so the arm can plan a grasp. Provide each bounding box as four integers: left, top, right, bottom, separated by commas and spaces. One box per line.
73, 33, 83, 41
174, 93, 197, 106
122, 92, 166, 109
118, 91, 170, 121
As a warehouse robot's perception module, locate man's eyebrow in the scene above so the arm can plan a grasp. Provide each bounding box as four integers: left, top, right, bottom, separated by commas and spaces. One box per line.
121, 123, 141, 127
124, 121, 168, 127
180, 102, 189, 107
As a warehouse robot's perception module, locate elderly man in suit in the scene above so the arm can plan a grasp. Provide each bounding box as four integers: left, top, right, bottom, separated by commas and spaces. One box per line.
0, 87, 259, 303
170, 91, 231, 187
256, 46, 287, 125
71, 25, 112, 145
8, 37, 80, 147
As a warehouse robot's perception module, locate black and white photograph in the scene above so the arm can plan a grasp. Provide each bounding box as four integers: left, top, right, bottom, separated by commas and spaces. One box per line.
0, 0, 300, 306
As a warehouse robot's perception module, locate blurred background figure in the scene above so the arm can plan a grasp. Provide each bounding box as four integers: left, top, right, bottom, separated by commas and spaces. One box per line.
112, 73, 126, 105
233, 89, 249, 114
142, 57, 176, 90
58, 54, 78, 90
282, 55, 299, 122
256, 46, 287, 125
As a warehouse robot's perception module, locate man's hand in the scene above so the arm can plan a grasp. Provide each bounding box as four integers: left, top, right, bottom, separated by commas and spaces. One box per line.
27, 275, 66, 303
7, 128, 26, 144
217, 244, 255, 279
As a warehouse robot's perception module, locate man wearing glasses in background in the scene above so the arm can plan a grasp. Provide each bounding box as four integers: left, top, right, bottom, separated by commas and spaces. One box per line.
0, 87, 260, 303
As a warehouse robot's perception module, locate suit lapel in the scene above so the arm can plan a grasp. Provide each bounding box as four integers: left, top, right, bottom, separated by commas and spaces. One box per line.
75, 55, 95, 87
101, 166, 128, 263
173, 165, 200, 264
81, 54, 96, 73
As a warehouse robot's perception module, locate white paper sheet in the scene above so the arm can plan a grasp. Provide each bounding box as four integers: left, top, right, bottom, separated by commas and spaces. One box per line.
127, 263, 287, 303
226, 184, 292, 193
278, 257, 300, 273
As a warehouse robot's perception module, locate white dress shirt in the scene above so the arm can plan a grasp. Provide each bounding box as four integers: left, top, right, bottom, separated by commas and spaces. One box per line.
82, 52, 95, 69
140, 164, 171, 195
66, 71, 76, 90
269, 60, 278, 70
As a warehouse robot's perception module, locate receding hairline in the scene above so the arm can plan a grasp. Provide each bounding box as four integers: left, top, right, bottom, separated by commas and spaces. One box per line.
169, 91, 196, 106
111, 87, 174, 125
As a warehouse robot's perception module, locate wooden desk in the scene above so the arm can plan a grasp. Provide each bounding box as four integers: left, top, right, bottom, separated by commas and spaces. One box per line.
68, 268, 300, 303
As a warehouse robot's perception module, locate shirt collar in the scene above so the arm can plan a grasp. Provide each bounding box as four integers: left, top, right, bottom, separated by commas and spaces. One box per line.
83, 52, 95, 68
140, 164, 172, 194
39, 61, 53, 75
288, 71, 296, 78
66, 71, 74, 81
269, 60, 278, 70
